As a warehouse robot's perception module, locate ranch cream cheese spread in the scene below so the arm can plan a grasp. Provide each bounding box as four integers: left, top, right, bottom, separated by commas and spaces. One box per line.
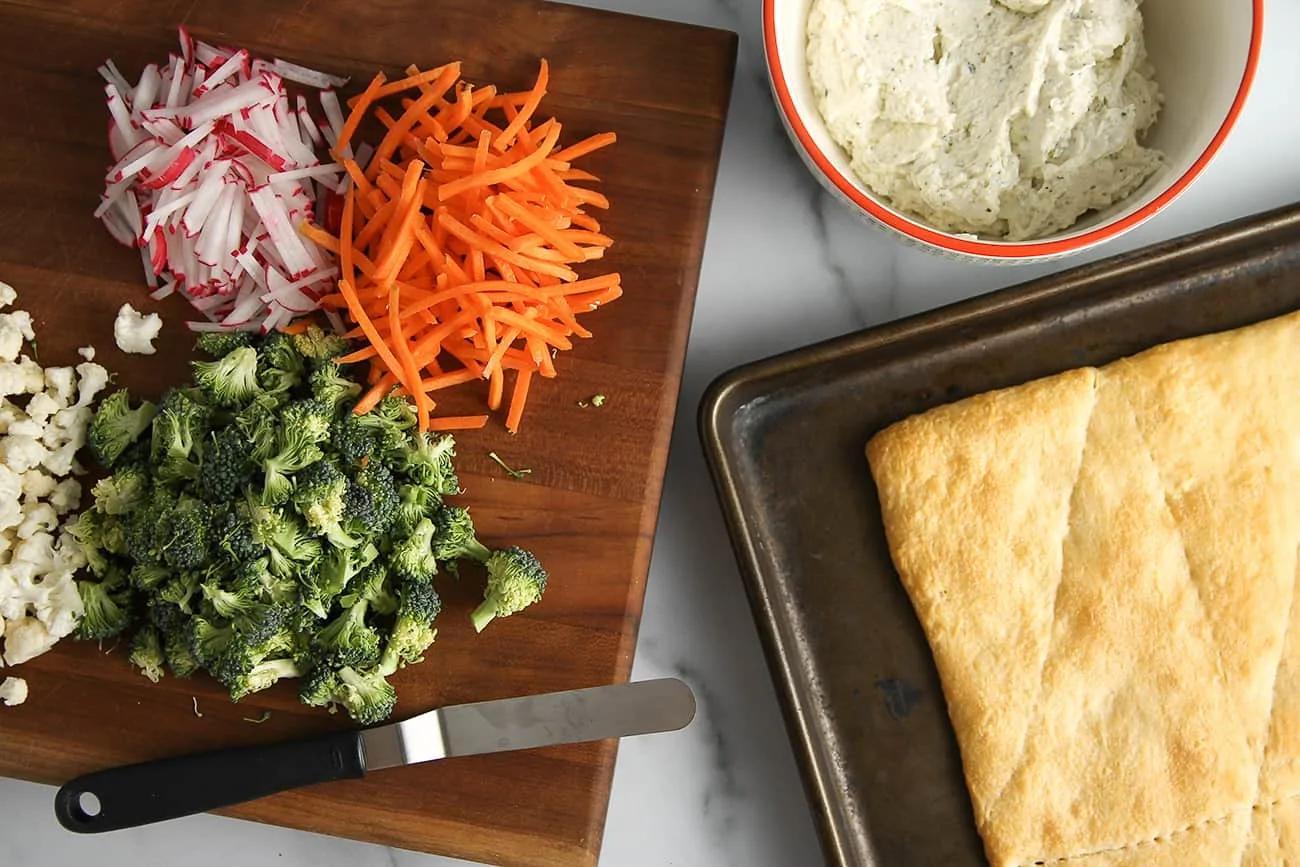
806, 0, 1165, 241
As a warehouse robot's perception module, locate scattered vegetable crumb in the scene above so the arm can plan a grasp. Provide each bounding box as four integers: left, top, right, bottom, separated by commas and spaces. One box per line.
243, 711, 273, 724
488, 451, 532, 479
192, 697, 203, 718
77, 346, 95, 362
590, 394, 606, 407
0, 676, 28, 707
113, 303, 162, 355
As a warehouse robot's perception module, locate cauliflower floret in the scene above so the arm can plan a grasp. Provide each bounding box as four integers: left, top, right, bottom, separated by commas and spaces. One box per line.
0, 435, 48, 474
0, 311, 34, 363
52, 527, 87, 572
6, 419, 44, 438
37, 574, 82, 639
41, 441, 81, 478
49, 478, 82, 516
114, 303, 163, 355
13, 529, 54, 565
75, 362, 110, 407
3, 616, 56, 666
0, 356, 44, 398
25, 392, 60, 425
0, 676, 27, 707
0, 567, 26, 620
0, 498, 19, 534
20, 469, 56, 500
43, 367, 75, 407
77, 346, 95, 362
0, 282, 16, 310
0, 400, 22, 434
42, 405, 91, 449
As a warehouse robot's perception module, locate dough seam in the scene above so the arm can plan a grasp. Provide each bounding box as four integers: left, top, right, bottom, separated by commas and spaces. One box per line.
1020, 795, 1300, 866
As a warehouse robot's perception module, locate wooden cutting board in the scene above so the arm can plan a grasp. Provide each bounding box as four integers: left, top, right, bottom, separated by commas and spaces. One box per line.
0, 1, 736, 864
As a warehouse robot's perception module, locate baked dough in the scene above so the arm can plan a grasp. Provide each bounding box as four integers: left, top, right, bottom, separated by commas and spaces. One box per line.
865, 309, 1300, 866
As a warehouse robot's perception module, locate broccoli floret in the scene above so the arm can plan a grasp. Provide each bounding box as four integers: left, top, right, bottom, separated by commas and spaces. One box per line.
197, 425, 254, 502
151, 388, 210, 483
299, 542, 378, 619
122, 485, 178, 565
147, 601, 200, 677
262, 428, 325, 506
401, 433, 459, 496
393, 483, 439, 537
299, 664, 340, 708
312, 599, 382, 669
161, 498, 211, 571
68, 509, 111, 577
470, 546, 548, 633
237, 556, 298, 606
331, 413, 377, 465
188, 615, 235, 668
227, 658, 303, 703
247, 500, 322, 577
76, 571, 135, 640
157, 570, 202, 613
147, 599, 187, 633
292, 459, 361, 548
128, 625, 166, 683
200, 575, 261, 622
210, 502, 262, 567
91, 465, 149, 516
99, 515, 127, 557
432, 504, 491, 566
343, 461, 399, 536
353, 395, 416, 460
128, 562, 171, 592
339, 563, 397, 616
233, 601, 295, 648
256, 332, 305, 396
282, 398, 333, 445
292, 324, 349, 365
380, 577, 440, 671
195, 331, 253, 358
192, 345, 261, 408
390, 518, 438, 584
308, 361, 361, 412
89, 389, 158, 469
163, 628, 200, 678
333, 665, 397, 725
233, 394, 283, 462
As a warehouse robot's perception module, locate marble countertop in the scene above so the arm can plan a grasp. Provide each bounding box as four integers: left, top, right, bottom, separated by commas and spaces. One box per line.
5, 1, 1300, 865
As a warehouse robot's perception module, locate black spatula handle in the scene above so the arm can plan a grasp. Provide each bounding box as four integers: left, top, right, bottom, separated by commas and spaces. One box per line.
54, 728, 366, 833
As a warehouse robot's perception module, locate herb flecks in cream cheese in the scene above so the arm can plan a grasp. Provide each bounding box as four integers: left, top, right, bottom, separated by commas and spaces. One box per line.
807, 0, 1165, 241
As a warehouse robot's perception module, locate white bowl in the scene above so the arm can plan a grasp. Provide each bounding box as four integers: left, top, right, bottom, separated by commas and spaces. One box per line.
764, 0, 1263, 263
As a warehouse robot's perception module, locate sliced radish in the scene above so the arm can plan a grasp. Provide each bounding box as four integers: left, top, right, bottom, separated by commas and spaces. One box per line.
98, 28, 345, 333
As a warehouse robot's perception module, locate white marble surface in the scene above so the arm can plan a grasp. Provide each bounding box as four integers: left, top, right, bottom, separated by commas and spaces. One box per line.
4, 1, 1300, 865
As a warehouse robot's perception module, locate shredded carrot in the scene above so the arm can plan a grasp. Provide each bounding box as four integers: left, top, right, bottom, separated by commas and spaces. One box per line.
316, 58, 620, 434
505, 368, 532, 434
426, 415, 490, 432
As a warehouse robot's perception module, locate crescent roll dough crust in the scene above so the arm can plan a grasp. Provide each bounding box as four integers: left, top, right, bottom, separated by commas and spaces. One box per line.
865, 310, 1300, 867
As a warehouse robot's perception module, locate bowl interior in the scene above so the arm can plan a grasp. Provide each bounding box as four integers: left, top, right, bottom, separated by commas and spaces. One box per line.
768, 0, 1258, 251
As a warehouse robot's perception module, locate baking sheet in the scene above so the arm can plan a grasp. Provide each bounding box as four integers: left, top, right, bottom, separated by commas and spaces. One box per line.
699, 204, 1300, 866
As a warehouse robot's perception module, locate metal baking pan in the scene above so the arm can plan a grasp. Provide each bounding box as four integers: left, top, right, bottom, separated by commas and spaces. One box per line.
699, 203, 1300, 867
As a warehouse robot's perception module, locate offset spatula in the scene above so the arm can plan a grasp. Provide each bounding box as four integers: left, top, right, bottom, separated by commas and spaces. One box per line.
54, 677, 695, 834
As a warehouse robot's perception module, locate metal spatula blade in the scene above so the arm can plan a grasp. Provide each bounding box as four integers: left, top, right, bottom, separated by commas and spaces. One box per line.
54, 678, 696, 834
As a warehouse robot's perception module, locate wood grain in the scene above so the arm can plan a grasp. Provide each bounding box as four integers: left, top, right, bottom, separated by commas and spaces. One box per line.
0, 1, 736, 864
